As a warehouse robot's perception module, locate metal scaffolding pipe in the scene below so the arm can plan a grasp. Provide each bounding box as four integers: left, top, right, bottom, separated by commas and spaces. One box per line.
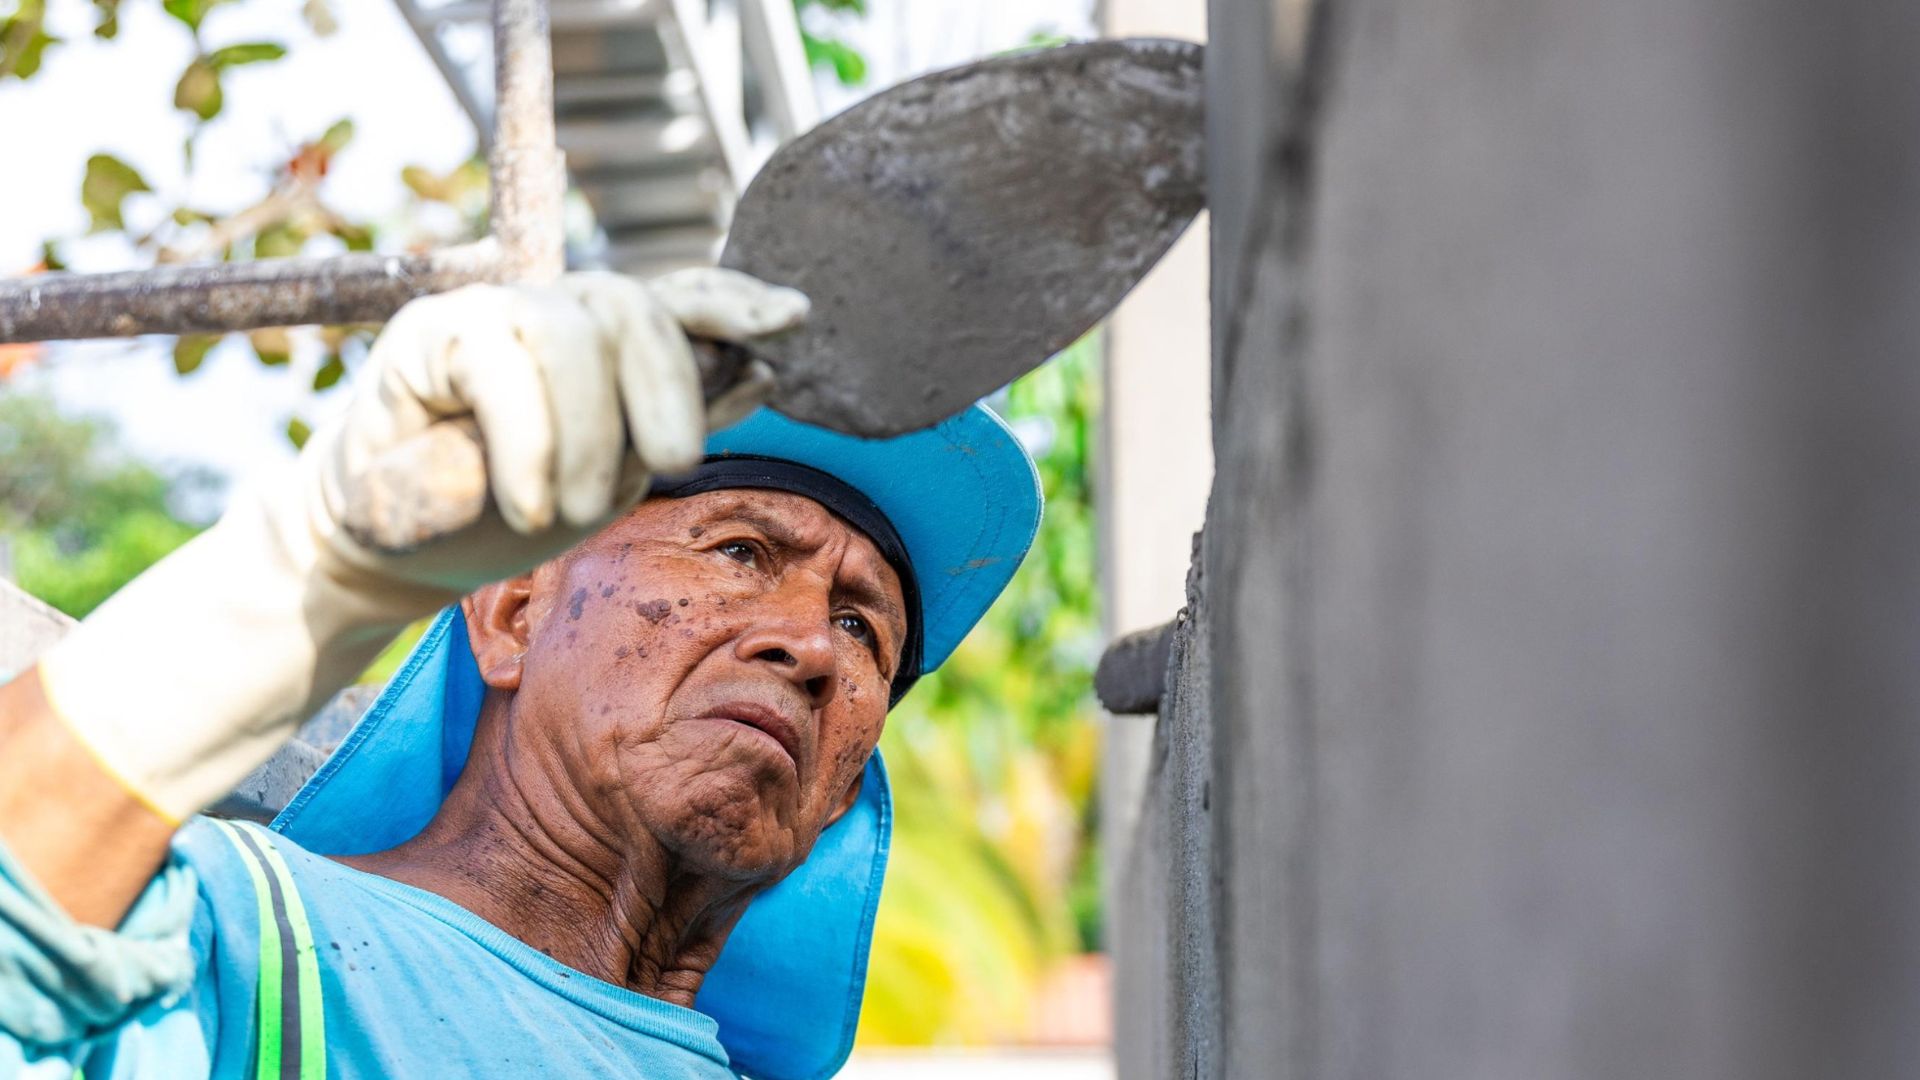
0, 0, 565, 344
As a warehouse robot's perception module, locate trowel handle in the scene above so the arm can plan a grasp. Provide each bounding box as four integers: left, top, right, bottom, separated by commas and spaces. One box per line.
340, 338, 759, 553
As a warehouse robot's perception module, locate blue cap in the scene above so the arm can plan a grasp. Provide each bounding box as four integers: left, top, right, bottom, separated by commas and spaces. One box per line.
702, 405, 1042, 676
269, 403, 1041, 1080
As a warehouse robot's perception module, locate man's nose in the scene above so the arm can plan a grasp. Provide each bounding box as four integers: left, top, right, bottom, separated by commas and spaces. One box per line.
734, 590, 839, 708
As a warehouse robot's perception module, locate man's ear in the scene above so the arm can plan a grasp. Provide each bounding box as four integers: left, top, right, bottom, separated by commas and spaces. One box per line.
462, 576, 536, 691
825, 766, 866, 828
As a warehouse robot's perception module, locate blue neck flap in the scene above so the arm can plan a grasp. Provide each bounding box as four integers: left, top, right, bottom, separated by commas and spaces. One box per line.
269, 607, 890, 1080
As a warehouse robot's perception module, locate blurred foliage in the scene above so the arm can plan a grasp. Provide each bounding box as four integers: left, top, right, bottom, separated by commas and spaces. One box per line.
794, 0, 867, 86
859, 335, 1104, 1046
0, 393, 212, 616
5, 0, 467, 439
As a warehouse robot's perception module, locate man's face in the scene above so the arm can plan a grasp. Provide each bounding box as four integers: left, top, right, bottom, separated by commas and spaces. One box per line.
500, 488, 907, 884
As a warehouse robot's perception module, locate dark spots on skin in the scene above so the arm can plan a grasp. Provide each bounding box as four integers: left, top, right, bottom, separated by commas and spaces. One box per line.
600, 583, 617, 598
678, 598, 690, 607
568, 588, 588, 621
567, 629, 578, 645
599, 704, 611, 715
840, 675, 861, 699
637, 599, 673, 623
689, 526, 705, 538
615, 644, 632, 660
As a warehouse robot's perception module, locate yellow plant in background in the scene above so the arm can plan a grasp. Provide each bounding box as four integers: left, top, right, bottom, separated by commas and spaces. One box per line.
858, 336, 1105, 1046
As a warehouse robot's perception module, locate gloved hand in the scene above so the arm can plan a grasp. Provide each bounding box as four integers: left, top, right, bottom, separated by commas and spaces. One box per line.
35, 269, 808, 823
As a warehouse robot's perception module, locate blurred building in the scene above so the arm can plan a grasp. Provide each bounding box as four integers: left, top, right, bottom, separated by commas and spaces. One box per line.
1091, 0, 1211, 942
390, 0, 819, 274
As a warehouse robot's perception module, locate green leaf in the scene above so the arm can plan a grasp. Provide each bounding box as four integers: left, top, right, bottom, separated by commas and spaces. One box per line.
38, 240, 65, 272
90, 0, 121, 38
206, 41, 284, 69
801, 33, 866, 86
311, 353, 346, 391
0, 18, 59, 81
285, 417, 312, 449
172, 335, 216, 375
318, 118, 354, 155
253, 222, 305, 259
161, 0, 222, 31
250, 327, 291, 366
400, 165, 445, 201
173, 58, 222, 121
171, 207, 212, 226
80, 154, 151, 233
333, 222, 374, 251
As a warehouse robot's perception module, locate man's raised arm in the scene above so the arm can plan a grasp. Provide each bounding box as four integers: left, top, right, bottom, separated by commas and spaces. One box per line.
0, 270, 808, 929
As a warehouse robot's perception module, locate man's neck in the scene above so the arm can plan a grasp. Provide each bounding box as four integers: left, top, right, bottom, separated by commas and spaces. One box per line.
334, 703, 752, 1007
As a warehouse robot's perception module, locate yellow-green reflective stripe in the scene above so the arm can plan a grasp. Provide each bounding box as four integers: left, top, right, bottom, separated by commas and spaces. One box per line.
209, 820, 283, 1080
250, 827, 327, 1080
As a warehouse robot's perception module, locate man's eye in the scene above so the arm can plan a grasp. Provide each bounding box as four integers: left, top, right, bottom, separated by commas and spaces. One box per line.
717, 540, 758, 565
835, 613, 874, 648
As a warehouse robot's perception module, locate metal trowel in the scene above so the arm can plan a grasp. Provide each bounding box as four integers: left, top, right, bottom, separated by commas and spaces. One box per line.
350, 37, 1204, 551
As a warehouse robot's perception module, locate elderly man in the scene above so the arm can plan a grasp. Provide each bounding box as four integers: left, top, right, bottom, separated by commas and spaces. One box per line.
0, 269, 1041, 1078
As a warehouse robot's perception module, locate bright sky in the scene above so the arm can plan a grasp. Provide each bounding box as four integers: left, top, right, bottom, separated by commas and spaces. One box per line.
0, 0, 1092, 492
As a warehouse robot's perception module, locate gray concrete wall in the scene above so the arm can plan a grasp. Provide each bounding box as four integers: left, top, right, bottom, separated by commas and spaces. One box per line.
1115, 539, 1216, 1080
1118, 0, 1920, 1076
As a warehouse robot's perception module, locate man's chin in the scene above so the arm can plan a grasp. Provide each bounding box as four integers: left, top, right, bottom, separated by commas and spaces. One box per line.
651, 772, 807, 880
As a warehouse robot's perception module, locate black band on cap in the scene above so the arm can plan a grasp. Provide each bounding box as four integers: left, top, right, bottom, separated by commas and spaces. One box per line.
651, 456, 924, 706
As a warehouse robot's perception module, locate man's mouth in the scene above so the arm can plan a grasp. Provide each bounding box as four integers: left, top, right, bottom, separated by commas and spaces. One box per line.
702, 701, 804, 769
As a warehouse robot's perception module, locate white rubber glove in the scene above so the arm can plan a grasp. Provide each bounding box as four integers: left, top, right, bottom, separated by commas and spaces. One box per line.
35, 269, 808, 822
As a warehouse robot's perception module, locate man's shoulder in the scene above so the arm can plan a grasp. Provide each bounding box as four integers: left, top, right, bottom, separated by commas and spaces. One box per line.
173, 816, 280, 876
171, 817, 345, 923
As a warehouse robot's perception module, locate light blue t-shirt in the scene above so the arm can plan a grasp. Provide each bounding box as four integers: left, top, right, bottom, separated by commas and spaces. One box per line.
0, 817, 738, 1079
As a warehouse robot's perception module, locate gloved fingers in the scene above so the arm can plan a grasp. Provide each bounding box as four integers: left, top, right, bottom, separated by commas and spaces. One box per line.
331, 286, 491, 506
706, 357, 777, 430
558, 272, 706, 479
442, 294, 561, 535
519, 284, 626, 528
647, 267, 810, 341
347, 290, 460, 441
